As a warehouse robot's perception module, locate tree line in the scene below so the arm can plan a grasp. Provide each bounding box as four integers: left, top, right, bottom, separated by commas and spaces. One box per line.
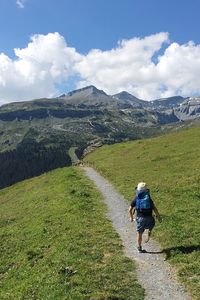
0, 137, 71, 189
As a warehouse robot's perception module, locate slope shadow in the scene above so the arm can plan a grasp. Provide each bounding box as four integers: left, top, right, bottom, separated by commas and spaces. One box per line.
163, 245, 200, 260
142, 245, 200, 257
142, 249, 164, 254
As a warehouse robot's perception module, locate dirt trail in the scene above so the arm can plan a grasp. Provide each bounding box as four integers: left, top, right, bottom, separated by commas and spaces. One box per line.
83, 166, 192, 300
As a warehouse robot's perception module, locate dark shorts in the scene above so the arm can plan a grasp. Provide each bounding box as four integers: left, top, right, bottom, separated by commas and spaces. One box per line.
136, 216, 155, 233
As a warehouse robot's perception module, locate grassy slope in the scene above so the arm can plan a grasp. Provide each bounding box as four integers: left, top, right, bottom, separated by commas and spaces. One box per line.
0, 167, 144, 300
85, 126, 200, 299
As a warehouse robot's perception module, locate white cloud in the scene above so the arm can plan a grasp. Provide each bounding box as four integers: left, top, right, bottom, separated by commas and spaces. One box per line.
156, 41, 200, 98
75, 32, 169, 99
0, 32, 82, 103
16, 0, 26, 9
1, 31, 200, 104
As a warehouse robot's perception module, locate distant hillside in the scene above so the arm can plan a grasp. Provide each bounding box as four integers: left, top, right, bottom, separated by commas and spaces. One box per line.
85, 125, 200, 300
0, 85, 200, 188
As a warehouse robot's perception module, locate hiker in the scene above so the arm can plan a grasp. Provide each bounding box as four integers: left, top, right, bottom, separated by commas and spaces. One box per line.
129, 182, 162, 253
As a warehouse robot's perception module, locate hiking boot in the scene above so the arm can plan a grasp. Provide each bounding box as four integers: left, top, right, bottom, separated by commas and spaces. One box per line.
145, 230, 151, 243
137, 246, 143, 253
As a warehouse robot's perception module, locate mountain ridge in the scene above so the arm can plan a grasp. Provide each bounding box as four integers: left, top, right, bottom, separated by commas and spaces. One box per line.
0, 85, 195, 111
1, 85, 200, 188
1, 85, 199, 121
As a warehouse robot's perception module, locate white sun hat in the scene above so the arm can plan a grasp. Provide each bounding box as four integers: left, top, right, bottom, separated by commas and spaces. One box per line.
137, 182, 148, 192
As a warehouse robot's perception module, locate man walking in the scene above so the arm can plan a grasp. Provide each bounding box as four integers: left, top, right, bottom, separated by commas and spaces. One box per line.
129, 182, 162, 253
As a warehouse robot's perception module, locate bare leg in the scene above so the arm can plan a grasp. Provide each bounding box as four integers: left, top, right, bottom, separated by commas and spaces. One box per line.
137, 232, 143, 247
145, 230, 151, 243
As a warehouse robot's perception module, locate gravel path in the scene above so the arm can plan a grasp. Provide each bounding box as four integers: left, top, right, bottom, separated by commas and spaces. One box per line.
83, 166, 192, 300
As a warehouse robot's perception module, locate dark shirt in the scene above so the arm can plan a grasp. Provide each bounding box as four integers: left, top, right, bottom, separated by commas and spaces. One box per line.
130, 197, 154, 217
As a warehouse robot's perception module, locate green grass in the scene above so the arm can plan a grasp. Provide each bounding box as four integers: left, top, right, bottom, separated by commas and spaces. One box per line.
85, 126, 200, 300
0, 167, 144, 300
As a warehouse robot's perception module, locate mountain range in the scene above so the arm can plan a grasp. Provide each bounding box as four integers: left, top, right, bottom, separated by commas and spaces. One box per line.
1, 85, 200, 188
1, 85, 200, 121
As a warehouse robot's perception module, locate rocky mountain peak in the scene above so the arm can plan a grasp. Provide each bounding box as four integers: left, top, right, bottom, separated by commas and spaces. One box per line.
113, 91, 139, 101
67, 85, 107, 98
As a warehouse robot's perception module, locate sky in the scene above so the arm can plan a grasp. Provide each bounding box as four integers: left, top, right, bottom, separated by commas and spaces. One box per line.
0, 0, 200, 104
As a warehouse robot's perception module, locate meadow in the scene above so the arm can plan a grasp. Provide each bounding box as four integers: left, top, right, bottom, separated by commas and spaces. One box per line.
0, 167, 144, 300
85, 126, 200, 299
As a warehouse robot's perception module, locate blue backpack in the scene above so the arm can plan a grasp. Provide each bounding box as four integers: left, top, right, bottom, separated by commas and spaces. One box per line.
136, 191, 153, 212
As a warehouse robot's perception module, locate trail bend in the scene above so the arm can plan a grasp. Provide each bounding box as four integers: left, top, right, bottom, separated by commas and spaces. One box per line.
83, 166, 192, 300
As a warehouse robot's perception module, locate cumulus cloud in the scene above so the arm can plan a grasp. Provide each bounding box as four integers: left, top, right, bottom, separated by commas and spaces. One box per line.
75, 33, 200, 100
0, 32, 82, 103
16, 0, 26, 9
156, 41, 200, 97
1, 31, 200, 104
75, 32, 170, 99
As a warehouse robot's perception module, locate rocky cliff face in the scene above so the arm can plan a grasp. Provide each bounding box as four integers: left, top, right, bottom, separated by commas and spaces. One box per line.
174, 97, 200, 120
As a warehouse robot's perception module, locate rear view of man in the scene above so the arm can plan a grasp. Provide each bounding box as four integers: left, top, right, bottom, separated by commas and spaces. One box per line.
129, 182, 162, 253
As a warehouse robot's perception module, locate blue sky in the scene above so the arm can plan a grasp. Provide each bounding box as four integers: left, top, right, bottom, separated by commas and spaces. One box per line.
0, 0, 200, 103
